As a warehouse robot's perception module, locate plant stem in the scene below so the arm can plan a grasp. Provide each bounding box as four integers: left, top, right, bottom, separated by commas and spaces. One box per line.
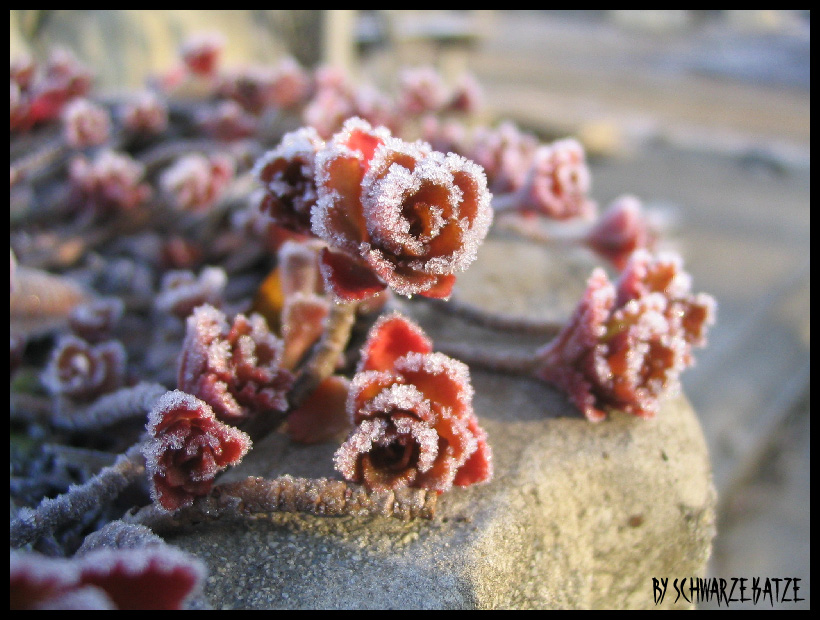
421, 295, 564, 338
126, 475, 437, 532
434, 341, 539, 377
10, 442, 146, 548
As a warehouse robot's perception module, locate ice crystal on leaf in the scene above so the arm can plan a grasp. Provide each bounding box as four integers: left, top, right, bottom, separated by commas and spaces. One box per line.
177, 304, 293, 423
143, 390, 251, 512
312, 117, 493, 301
11, 545, 206, 610
334, 313, 493, 492
535, 250, 716, 422
42, 335, 126, 402
254, 126, 325, 235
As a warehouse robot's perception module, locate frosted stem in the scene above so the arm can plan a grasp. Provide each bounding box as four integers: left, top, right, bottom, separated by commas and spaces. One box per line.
422, 295, 564, 337
289, 300, 359, 408
52, 382, 168, 431
10, 442, 146, 548
126, 475, 437, 532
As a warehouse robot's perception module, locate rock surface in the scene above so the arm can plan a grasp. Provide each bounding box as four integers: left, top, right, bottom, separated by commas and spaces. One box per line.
167, 239, 717, 610
170, 379, 714, 609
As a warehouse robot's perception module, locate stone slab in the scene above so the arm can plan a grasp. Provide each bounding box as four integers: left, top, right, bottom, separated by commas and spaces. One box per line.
168, 373, 715, 609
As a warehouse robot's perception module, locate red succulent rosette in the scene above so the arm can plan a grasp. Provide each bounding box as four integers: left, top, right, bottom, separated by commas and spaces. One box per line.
42, 335, 126, 402
534, 250, 716, 422
312, 117, 493, 301
143, 390, 251, 512
585, 195, 656, 270
253, 126, 326, 235
177, 304, 293, 424
334, 313, 493, 492
514, 138, 596, 220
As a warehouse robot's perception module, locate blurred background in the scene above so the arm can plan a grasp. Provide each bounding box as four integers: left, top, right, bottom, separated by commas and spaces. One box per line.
10, 10, 810, 609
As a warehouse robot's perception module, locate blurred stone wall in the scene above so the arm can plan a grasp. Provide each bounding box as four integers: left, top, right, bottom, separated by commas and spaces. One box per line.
10, 10, 326, 95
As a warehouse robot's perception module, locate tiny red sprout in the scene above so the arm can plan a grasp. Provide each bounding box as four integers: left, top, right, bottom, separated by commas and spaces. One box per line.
177, 304, 293, 424
396, 66, 449, 116
334, 313, 493, 493
535, 250, 716, 422
121, 90, 169, 135
144, 389, 252, 512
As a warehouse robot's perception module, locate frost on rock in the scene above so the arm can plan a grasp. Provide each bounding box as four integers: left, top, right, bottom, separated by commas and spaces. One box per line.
42, 335, 126, 402
535, 250, 716, 421
312, 117, 493, 301
10, 545, 206, 610
177, 304, 293, 423
144, 389, 251, 512
334, 313, 493, 492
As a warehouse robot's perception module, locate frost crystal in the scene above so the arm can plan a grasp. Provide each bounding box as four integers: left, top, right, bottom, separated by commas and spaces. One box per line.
535, 250, 716, 421
334, 313, 493, 492
144, 390, 251, 512
312, 117, 493, 301
177, 304, 293, 423
254, 127, 325, 235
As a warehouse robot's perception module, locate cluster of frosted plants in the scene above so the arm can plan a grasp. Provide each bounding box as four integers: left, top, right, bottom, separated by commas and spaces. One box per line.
10, 33, 715, 609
